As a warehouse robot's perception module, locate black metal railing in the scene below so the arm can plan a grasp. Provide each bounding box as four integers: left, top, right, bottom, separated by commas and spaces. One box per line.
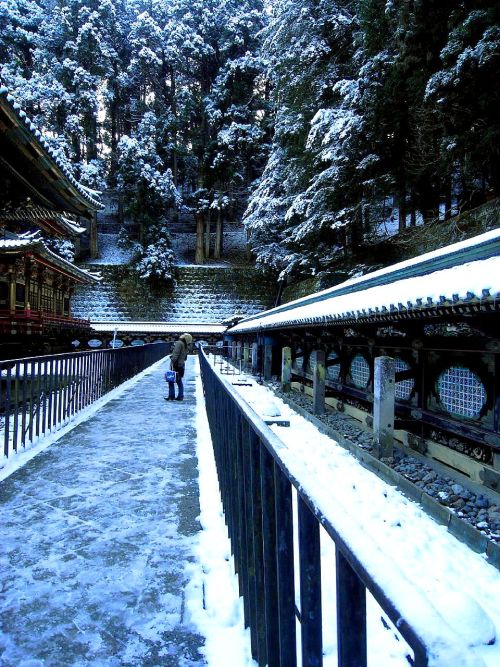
199, 346, 465, 667
1, 343, 170, 458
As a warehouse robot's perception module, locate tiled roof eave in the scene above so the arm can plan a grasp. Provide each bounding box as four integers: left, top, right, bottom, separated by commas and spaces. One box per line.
231, 298, 498, 333
0, 89, 103, 213
234, 229, 500, 331
0, 237, 100, 284
0, 206, 87, 236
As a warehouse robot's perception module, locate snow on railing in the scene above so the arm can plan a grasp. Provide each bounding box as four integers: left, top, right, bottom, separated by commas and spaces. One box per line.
199, 345, 489, 667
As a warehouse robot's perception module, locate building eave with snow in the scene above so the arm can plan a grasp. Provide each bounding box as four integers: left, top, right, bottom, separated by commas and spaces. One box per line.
0, 90, 103, 357
229, 229, 499, 334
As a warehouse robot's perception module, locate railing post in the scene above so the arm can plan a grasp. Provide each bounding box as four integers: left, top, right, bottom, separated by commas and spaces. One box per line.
249, 429, 268, 666
281, 346, 292, 392
373, 356, 395, 459
336, 549, 367, 667
298, 497, 322, 667
260, 445, 280, 667
241, 421, 259, 660
313, 350, 326, 415
275, 464, 297, 667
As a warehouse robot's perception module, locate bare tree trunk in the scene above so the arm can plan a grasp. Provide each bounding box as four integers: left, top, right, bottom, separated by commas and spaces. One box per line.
409, 190, 417, 226
444, 178, 452, 220
204, 210, 211, 258
214, 210, 223, 259
90, 213, 99, 259
195, 212, 205, 264
397, 185, 407, 231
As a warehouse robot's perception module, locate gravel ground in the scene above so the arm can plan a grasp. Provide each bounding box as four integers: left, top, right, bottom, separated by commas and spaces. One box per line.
268, 381, 500, 544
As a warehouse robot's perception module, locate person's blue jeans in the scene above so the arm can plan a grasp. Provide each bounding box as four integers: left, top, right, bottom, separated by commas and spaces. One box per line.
168, 367, 184, 399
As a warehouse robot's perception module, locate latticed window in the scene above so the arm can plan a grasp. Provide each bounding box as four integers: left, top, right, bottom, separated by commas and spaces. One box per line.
293, 349, 304, 371
28, 284, 39, 309
394, 358, 414, 401
327, 352, 341, 381
308, 351, 317, 374
437, 366, 487, 419
349, 354, 370, 388
40, 285, 53, 313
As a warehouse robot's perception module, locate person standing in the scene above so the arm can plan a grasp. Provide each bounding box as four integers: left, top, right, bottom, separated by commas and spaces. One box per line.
165, 333, 192, 401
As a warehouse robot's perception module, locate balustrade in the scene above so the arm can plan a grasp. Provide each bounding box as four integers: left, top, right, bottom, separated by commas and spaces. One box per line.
1, 342, 170, 458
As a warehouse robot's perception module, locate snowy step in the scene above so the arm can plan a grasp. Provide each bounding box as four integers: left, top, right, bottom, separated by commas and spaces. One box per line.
72, 265, 275, 323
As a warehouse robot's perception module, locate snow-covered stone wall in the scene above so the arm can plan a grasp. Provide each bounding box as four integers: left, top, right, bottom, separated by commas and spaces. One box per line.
72, 265, 275, 324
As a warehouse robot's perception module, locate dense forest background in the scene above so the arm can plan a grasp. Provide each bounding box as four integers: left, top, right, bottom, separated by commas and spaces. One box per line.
1, 0, 499, 283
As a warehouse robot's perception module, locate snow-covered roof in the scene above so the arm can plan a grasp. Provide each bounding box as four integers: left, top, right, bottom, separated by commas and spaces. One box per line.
0, 231, 100, 284
0, 205, 87, 236
91, 322, 226, 335
0, 88, 103, 213
230, 229, 500, 333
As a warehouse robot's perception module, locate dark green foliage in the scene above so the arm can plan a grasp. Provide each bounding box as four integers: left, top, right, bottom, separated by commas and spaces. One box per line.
246, 0, 500, 283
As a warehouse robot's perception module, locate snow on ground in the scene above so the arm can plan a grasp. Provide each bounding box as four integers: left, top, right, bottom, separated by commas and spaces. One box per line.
185, 365, 256, 666
3, 354, 499, 666
200, 357, 500, 667
88, 232, 135, 265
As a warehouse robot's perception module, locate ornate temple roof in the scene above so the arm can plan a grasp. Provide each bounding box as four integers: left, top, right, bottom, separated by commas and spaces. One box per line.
0, 231, 100, 284
0, 89, 103, 221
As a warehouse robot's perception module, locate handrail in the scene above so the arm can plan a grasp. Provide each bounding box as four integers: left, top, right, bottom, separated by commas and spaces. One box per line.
0, 309, 90, 328
1, 343, 170, 460
198, 346, 481, 667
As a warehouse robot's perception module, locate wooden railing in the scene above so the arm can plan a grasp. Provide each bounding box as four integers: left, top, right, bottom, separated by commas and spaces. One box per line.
0, 308, 91, 332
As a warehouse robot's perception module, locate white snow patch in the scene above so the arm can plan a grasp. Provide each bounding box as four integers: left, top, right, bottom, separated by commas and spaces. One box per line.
184, 362, 256, 666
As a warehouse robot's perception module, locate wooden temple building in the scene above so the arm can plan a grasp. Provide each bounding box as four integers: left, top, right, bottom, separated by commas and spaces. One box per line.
227, 229, 500, 491
0, 88, 102, 359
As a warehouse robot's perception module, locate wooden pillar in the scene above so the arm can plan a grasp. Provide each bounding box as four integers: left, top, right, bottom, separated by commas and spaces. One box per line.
251, 342, 259, 374
236, 341, 242, 361
8, 268, 16, 313
373, 356, 395, 459
232, 341, 237, 360
313, 349, 326, 415
264, 337, 273, 381
24, 261, 31, 310
243, 341, 250, 368
281, 346, 292, 392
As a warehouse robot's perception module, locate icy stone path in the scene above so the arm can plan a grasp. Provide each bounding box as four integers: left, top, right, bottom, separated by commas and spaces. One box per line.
0, 358, 206, 666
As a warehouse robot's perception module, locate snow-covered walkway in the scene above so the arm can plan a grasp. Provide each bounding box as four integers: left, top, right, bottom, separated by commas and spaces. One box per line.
0, 358, 206, 666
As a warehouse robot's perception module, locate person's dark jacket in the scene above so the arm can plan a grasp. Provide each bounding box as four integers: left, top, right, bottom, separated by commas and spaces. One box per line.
170, 339, 188, 372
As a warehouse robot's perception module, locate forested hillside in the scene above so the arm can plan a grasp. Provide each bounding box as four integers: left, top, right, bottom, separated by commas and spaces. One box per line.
1, 0, 499, 283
